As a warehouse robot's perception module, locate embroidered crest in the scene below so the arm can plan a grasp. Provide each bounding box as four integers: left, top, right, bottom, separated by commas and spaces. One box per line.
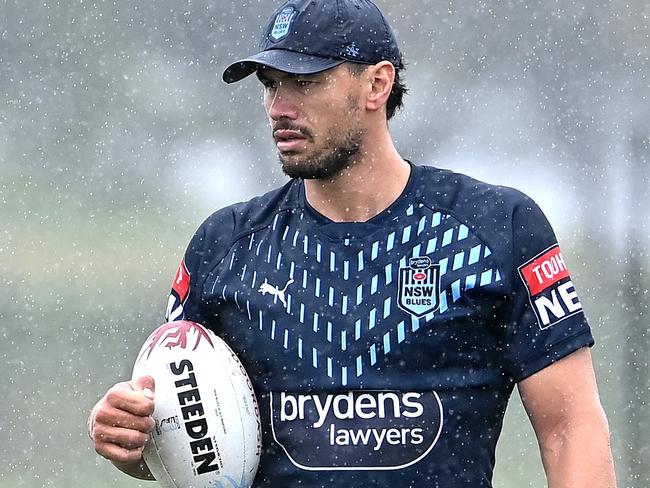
398, 256, 440, 317
270, 7, 296, 41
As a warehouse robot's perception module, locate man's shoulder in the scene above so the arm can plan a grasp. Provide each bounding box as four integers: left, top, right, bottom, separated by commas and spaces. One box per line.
414, 163, 532, 212
412, 163, 542, 254
199, 178, 302, 240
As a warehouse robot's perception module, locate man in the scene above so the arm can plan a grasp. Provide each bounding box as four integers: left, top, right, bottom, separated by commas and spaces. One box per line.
88, 0, 616, 486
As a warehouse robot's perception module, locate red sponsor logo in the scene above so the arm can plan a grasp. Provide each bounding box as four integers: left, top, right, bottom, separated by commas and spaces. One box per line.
172, 259, 190, 302
519, 245, 570, 295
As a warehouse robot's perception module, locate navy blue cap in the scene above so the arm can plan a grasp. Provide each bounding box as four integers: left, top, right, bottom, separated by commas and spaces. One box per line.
223, 0, 403, 84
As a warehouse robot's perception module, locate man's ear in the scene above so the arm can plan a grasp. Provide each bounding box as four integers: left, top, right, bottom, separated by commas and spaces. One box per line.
365, 61, 396, 113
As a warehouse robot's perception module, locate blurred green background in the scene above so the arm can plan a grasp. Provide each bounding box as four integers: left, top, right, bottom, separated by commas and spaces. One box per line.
1, 1, 647, 486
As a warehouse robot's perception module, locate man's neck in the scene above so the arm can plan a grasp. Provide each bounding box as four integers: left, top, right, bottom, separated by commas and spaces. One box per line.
303, 138, 410, 223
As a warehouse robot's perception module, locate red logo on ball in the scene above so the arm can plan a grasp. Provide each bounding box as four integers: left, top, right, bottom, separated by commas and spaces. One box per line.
138, 321, 214, 361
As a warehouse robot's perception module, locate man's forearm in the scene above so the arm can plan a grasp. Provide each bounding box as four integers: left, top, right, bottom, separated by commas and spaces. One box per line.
539, 413, 616, 488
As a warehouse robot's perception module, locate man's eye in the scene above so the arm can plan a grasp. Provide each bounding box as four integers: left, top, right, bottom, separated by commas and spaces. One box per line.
296, 79, 313, 87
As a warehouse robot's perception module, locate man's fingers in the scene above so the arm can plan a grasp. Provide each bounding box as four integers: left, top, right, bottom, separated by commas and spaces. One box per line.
131, 375, 155, 399
95, 439, 145, 464
94, 404, 155, 433
104, 384, 155, 417
93, 423, 150, 450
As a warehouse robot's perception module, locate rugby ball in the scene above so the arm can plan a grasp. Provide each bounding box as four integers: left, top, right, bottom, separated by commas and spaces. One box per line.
132, 320, 262, 488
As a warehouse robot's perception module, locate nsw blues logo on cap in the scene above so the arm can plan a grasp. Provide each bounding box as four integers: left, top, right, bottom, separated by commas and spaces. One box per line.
270, 7, 296, 41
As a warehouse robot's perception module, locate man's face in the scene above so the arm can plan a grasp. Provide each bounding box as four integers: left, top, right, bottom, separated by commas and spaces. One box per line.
258, 65, 367, 180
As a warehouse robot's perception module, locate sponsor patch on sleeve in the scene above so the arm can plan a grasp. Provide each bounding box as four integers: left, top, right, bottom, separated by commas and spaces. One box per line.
166, 259, 190, 322
517, 244, 583, 329
172, 259, 190, 302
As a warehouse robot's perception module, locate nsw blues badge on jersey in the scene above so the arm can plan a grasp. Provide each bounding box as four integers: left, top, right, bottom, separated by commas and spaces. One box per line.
398, 256, 441, 317
270, 7, 296, 41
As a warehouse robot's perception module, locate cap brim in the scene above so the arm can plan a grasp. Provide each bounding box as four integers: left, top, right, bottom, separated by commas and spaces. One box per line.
222, 49, 346, 84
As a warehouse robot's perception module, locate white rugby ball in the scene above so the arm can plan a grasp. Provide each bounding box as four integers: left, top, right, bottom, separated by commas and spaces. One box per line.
132, 320, 261, 488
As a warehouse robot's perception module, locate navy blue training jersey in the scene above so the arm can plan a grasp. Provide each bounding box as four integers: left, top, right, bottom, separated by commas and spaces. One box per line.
165, 163, 593, 487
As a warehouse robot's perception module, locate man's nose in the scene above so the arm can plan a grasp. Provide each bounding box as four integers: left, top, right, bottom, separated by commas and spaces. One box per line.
267, 85, 299, 121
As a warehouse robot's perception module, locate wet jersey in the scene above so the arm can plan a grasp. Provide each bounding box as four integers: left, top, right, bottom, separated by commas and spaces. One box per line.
165, 163, 594, 487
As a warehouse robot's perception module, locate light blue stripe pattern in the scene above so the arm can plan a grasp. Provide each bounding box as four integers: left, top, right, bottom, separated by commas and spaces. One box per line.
466, 274, 477, 290
397, 322, 406, 343
426, 237, 437, 254
402, 226, 412, 244
411, 315, 420, 332
313, 313, 319, 332
370, 344, 377, 365
452, 279, 461, 302
371, 241, 379, 260
371, 275, 378, 294
417, 216, 427, 235
439, 257, 449, 276
453, 251, 465, 270
387, 232, 395, 251
442, 228, 454, 247
383, 297, 391, 318
469, 245, 482, 265
480, 270, 493, 286
383, 332, 391, 354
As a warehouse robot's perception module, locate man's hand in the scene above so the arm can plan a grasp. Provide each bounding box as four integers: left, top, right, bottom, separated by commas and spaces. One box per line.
88, 375, 156, 480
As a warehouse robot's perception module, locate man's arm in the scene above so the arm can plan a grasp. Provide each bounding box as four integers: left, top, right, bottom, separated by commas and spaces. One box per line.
518, 347, 616, 488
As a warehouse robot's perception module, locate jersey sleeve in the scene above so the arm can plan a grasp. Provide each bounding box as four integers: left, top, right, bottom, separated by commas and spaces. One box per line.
164, 208, 237, 325
501, 195, 594, 382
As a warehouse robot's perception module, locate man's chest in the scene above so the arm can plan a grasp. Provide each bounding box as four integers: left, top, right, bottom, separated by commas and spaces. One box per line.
198, 209, 508, 391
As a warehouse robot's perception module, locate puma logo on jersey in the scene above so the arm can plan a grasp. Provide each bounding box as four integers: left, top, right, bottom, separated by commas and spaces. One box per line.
258, 278, 294, 307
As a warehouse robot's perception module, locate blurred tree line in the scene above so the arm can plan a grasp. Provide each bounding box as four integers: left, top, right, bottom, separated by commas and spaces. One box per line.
1, 0, 647, 486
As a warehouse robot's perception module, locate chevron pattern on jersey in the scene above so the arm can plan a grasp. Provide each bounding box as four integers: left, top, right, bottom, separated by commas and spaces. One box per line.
212, 204, 502, 386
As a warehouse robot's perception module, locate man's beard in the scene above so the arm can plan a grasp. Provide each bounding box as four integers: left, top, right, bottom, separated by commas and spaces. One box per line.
279, 127, 364, 180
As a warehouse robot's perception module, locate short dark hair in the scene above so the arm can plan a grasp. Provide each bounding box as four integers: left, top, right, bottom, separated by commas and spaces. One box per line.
347, 61, 408, 120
